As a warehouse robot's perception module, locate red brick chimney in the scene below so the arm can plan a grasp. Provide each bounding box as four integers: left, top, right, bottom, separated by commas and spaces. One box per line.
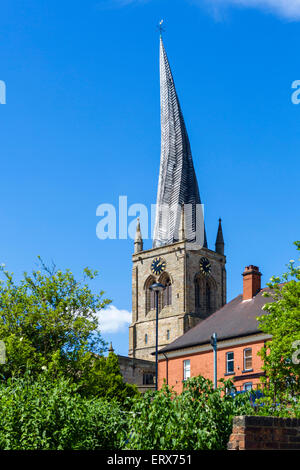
242, 265, 262, 300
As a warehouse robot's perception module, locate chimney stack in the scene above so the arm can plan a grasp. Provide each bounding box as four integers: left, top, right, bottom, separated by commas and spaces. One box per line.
242, 265, 262, 300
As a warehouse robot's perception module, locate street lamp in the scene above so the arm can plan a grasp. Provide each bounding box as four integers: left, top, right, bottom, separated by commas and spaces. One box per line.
150, 282, 165, 391
210, 332, 218, 389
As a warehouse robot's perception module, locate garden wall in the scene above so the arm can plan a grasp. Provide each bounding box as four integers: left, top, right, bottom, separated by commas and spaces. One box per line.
228, 415, 300, 450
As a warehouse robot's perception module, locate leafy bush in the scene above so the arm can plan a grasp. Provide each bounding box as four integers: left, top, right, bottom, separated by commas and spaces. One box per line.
0, 373, 128, 450
257, 241, 300, 403
125, 376, 253, 450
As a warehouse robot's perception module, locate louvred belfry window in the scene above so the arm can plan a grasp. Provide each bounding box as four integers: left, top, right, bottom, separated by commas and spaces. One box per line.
145, 276, 156, 314
162, 277, 172, 308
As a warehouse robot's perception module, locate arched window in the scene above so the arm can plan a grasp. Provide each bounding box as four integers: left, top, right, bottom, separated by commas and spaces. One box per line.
206, 282, 211, 312
195, 274, 216, 316
159, 273, 172, 310
194, 274, 205, 311
144, 276, 156, 314
162, 278, 172, 308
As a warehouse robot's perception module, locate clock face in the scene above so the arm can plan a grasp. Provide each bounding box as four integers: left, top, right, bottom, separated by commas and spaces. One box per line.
151, 257, 166, 275
200, 257, 211, 275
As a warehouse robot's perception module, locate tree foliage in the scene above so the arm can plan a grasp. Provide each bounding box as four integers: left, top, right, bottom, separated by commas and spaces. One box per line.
0, 373, 128, 450
77, 350, 139, 403
257, 241, 300, 402
125, 376, 253, 450
0, 258, 139, 401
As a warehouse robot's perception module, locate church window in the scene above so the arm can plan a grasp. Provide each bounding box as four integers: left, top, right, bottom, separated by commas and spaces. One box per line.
145, 276, 156, 314
194, 275, 205, 310
143, 373, 154, 385
206, 282, 211, 312
166, 330, 170, 340
195, 274, 216, 315
145, 334, 148, 344
162, 277, 172, 307
159, 273, 172, 310
195, 281, 200, 308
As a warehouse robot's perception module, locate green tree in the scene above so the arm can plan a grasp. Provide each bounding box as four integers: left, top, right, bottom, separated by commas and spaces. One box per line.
0, 258, 109, 384
0, 258, 118, 396
78, 350, 139, 402
258, 241, 300, 403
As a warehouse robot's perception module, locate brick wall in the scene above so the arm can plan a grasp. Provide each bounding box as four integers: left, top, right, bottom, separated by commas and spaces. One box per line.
228, 416, 300, 450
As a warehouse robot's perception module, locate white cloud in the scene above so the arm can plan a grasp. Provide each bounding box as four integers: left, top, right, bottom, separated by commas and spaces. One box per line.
97, 305, 132, 333
98, 0, 300, 20
206, 0, 300, 20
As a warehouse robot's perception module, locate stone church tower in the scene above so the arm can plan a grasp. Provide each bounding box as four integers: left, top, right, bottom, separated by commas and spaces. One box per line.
129, 36, 226, 361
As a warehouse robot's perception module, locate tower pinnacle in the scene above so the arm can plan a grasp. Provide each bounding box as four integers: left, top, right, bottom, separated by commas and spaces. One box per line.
215, 218, 225, 255
134, 217, 143, 253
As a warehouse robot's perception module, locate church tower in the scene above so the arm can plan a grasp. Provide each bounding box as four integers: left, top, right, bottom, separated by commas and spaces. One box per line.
129, 35, 226, 361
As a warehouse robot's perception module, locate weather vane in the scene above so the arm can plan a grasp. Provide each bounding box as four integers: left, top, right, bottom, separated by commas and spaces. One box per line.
157, 19, 165, 36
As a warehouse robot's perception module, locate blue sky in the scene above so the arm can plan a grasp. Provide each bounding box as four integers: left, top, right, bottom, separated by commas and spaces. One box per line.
0, 0, 300, 356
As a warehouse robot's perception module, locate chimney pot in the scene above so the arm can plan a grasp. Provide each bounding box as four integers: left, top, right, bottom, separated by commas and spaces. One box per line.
242, 265, 262, 300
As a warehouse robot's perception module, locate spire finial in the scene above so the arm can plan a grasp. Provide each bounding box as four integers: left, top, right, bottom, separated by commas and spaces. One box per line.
157, 19, 165, 37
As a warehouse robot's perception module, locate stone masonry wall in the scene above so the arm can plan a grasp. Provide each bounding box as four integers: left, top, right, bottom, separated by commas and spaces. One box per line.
228, 416, 300, 450
129, 240, 226, 361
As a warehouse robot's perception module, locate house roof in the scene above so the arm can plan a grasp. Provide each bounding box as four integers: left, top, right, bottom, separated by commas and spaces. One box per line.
159, 288, 275, 354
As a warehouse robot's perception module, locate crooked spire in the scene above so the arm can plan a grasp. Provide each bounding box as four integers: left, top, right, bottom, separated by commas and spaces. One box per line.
153, 36, 207, 248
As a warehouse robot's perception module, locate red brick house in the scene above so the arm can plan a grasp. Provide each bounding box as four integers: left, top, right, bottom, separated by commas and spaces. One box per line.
157, 265, 273, 393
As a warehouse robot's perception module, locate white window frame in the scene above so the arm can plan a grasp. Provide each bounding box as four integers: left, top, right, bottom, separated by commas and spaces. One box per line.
226, 351, 234, 374
243, 382, 253, 392
183, 359, 191, 381
243, 348, 253, 371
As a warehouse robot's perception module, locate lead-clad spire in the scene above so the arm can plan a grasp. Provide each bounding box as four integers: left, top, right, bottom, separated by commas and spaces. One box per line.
153, 36, 207, 248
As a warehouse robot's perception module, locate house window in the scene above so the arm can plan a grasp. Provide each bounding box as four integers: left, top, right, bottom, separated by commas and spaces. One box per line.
183, 359, 191, 381
145, 334, 148, 344
226, 352, 234, 374
243, 348, 252, 371
243, 382, 253, 392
